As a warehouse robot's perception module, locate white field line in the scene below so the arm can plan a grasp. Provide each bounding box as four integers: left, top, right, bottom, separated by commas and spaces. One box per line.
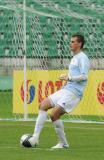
0, 146, 103, 151
0, 123, 104, 130
0, 146, 55, 151
1, 118, 104, 124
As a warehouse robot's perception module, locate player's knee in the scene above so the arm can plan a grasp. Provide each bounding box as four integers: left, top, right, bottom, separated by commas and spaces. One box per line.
50, 114, 55, 121
39, 98, 51, 111
39, 103, 42, 110
39, 102, 46, 111
50, 114, 58, 122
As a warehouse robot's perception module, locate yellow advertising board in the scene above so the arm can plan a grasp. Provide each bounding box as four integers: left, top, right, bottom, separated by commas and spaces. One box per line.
13, 70, 66, 114
13, 70, 104, 115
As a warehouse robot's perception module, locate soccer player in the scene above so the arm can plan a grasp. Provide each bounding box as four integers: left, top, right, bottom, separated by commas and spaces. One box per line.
29, 34, 90, 149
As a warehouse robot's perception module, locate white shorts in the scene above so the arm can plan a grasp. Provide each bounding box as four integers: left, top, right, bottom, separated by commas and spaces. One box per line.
48, 89, 80, 113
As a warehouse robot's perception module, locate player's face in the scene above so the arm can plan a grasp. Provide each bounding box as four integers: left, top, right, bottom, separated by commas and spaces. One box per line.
70, 37, 81, 53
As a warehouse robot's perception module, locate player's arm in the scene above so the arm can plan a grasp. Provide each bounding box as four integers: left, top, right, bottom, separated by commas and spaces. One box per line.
69, 74, 88, 82
59, 73, 69, 86
59, 74, 69, 81
59, 72, 88, 82
69, 57, 89, 82
59, 73, 87, 82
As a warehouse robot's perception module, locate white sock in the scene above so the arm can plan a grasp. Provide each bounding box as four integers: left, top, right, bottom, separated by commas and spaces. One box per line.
33, 110, 47, 139
53, 119, 68, 145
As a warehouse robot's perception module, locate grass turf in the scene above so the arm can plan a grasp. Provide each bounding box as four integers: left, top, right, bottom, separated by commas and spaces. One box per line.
0, 121, 104, 160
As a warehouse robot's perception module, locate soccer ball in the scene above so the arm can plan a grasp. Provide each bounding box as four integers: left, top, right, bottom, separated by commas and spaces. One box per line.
20, 134, 37, 148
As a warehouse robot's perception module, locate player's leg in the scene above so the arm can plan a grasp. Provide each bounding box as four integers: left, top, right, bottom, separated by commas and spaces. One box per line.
50, 106, 69, 149
49, 89, 80, 149
33, 98, 52, 138
33, 89, 68, 140
29, 97, 53, 145
29, 89, 65, 146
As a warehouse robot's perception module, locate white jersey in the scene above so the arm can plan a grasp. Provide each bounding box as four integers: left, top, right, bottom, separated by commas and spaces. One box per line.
63, 51, 90, 98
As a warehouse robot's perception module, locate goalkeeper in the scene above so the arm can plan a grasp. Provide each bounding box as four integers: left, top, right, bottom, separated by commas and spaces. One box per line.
29, 34, 90, 149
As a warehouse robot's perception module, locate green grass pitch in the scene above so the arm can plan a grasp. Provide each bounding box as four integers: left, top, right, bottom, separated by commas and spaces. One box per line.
0, 121, 104, 160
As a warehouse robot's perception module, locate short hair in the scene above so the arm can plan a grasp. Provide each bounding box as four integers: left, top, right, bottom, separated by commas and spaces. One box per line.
72, 34, 85, 49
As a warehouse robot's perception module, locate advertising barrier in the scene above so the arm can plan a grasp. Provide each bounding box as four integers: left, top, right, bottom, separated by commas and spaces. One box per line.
13, 70, 104, 115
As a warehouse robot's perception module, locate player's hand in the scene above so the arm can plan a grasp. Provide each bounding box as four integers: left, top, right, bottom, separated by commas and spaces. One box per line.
59, 74, 69, 81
